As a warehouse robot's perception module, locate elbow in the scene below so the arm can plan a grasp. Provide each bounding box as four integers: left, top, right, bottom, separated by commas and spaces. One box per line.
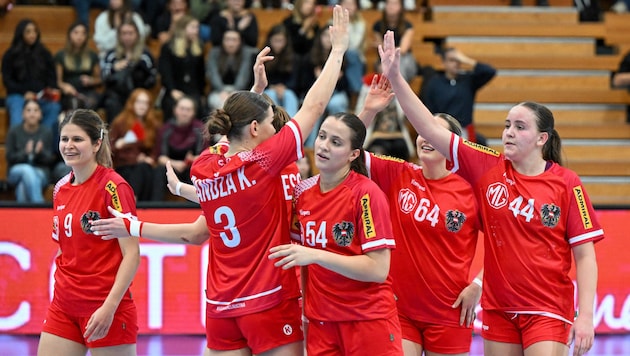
369, 264, 390, 283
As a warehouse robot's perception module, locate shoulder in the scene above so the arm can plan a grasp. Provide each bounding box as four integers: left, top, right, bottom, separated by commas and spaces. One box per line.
295, 175, 319, 199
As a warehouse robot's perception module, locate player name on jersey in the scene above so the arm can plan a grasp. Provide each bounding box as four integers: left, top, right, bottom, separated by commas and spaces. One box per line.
193, 167, 256, 202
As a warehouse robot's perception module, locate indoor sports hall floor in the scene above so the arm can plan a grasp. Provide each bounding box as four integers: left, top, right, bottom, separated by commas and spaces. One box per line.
2, 334, 630, 355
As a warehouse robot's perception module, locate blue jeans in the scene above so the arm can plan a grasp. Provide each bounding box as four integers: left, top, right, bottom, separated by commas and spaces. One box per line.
7, 164, 49, 203
264, 87, 299, 117
73, 0, 142, 26
344, 50, 365, 94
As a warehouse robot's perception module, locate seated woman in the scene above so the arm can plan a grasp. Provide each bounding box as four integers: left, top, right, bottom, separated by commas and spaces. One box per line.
206, 30, 257, 110
262, 24, 300, 117
109, 88, 161, 201
5, 100, 56, 203
55, 22, 102, 113
93, 0, 148, 59
101, 19, 157, 122
158, 15, 206, 120
2, 19, 61, 133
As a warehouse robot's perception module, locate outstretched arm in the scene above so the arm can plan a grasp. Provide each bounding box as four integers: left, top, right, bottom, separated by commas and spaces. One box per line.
294, 5, 349, 142
92, 207, 210, 245
166, 160, 199, 203
379, 31, 452, 159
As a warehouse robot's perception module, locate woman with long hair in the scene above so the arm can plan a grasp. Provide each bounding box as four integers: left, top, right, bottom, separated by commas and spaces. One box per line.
2, 18, 61, 131
109, 88, 160, 201
55, 22, 102, 112
158, 14, 206, 119
37, 109, 140, 356
263, 24, 300, 117
93, 0, 148, 58
102, 19, 157, 122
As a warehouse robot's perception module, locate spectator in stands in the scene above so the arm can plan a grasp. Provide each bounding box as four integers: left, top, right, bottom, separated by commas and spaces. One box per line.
2, 19, 61, 133
152, 96, 205, 201
612, 50, 630, 123
5, 100, 56, 203
611, 0, 630, 12
109, 88, 160, 201
304, 25, 349, 147
158, 15, 206, 120
209, 0, 259, 48
72, 0, 141, 29
102, 19, 157, 122
206, 29, 257, 110
420, 47, 496, 145
55, 22, 102, 113
340, 0, 366, 111
281, 0, 321, 98
372, 0, 417, 82
93, 0, 148, 59
263, 24, 300, 117
152, 0, 192, 45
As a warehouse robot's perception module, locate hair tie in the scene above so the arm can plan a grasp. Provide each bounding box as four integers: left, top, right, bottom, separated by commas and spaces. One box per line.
100, 128, 104, 140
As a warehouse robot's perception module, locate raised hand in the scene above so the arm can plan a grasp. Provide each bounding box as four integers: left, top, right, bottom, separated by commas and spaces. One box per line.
329, 5, 350, 54
378, 31, 400, 80
251, 46, 274, 94
363, 74, 395, 114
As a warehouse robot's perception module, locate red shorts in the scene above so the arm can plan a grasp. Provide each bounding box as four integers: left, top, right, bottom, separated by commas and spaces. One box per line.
399, 313, 472, 354
481, 310, 571, 349
307, 315, 403, 356
41, 302, 138, 348
205, 298, 303, 354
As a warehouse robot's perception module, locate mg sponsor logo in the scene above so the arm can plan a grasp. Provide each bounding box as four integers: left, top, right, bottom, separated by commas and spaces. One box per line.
486, 182, 508, 209
398, 188, 418, 214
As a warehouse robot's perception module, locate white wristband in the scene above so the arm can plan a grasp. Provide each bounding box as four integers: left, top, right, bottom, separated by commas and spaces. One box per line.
473, 277, 483, 288
175, 181, 183, 197
129, 220, 143, 237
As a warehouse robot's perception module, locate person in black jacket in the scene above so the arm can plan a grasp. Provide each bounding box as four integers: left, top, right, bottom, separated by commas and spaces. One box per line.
2, 19, 61, 132
420, 47, 496, 146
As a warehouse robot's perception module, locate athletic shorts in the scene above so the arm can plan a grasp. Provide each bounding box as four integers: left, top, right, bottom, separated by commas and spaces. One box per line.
307, 315, 403, 356
399, 313, 472, 354
41, 302, 138, 348
481, 310, 571, 349
205, 298, 303, 354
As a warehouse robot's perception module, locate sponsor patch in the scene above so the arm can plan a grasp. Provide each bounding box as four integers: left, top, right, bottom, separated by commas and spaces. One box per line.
486, 182, 509, 209
398, 188, 418, 214
462, 139, 500, 157
105, 180, 123, 212
360, 194, 376, 238
573, 186, 592, 229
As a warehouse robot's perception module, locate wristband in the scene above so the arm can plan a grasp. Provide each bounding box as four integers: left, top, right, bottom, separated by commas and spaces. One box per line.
123, 219, 144, 237
472, 277, 483, 288
175, 181, 183, 197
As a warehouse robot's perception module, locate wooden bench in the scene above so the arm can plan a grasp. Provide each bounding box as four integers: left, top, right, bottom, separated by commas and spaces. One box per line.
431, 6, 579, 24
429, 0, 574, 6
474, 106, 628, 124
476, 87, 630, 104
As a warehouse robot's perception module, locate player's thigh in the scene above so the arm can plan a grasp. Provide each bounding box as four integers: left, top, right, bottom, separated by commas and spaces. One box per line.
425, 350, 468, 356
205, 347, 251, 356
90, 343, 137, 356
258, 341, 304, 356
483, 339, 522, 356
524, 341, 569, 356
37, 332, 87, 356
402, 339, 423, 356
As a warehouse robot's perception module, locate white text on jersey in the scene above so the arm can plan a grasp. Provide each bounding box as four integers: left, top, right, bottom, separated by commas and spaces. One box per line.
193, 167, 255, 202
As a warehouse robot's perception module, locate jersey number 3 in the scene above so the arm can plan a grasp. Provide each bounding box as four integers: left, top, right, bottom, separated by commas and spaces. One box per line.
214, 206, 241, 247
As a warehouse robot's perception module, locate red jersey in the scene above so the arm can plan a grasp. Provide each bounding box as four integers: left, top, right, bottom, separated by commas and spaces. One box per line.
450, 136, 605, 323
292, 171, 398, 322
190, 121, 302, 318
51, 165, 137, 317
365, 153, 480, 326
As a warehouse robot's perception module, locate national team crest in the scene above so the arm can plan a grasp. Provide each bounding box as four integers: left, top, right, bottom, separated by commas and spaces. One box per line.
540, 203, 561, 228
81, 211, 101, 234
332, 221, 355, 247
445, 210, 466, 232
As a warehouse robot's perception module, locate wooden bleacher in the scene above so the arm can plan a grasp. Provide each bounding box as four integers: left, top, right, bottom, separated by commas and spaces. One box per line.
0, 4, 629, 205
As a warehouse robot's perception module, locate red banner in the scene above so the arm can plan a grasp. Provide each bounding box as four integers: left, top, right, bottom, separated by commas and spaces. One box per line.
0, 207, 629, 334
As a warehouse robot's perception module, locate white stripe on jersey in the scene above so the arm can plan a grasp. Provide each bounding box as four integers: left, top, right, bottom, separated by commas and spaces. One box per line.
362, 237, 396, 251
286, 121, 304, 160
507, 310, 573, 325
451, 133, 461, 173
569, 229, 604, 245
365, 152, 373, 179
206, 285, 282, 305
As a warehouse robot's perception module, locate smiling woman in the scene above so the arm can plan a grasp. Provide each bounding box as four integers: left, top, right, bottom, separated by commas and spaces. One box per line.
38, 109, 140, 356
